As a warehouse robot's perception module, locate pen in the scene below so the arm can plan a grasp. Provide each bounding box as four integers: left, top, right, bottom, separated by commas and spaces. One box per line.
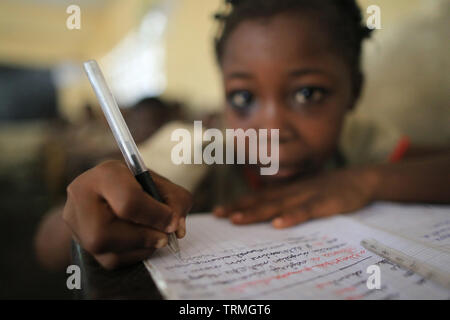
83, 60, 180, 259
361, 238, 450, 289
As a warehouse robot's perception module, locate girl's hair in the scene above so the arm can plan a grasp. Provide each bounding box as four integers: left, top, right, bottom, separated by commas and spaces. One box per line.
214, 0, 372, 81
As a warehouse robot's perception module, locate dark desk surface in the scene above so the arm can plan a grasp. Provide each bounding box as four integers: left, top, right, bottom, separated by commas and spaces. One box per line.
72, 242, 163, 300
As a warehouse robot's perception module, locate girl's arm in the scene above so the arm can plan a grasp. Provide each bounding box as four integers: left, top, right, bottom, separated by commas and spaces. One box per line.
34, 206, 72, 271
367, 149, 450, 203
215, 149, 450, 228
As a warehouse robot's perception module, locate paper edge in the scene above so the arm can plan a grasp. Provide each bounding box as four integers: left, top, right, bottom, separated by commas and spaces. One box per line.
142, 259, 178, 300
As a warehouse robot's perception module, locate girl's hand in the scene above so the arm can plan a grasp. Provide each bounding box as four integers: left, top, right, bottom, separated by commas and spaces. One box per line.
63, 160, 193, 269
214, 168, 378, 228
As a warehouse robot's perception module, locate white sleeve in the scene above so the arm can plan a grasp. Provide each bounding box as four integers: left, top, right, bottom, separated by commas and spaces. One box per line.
138, 121, 210, 192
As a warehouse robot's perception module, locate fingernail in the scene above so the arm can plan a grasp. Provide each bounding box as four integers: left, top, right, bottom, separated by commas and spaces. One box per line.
272, 218, 284, 228
213, 206, 225, 217
231, 212, 243, 223
166, 217, 179, 233
156, 237, 168, 249
177, 217, 186, 238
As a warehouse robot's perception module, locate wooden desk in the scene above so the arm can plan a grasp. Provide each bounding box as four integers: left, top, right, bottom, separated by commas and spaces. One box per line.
71, 242, 163, 299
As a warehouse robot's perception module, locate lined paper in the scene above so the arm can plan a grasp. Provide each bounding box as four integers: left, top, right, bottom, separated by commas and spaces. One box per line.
351, 202, 450, 254
144, 203, 450, 299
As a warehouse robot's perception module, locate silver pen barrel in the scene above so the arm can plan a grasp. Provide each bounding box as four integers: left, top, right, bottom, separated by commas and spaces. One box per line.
83, 60, 147, 176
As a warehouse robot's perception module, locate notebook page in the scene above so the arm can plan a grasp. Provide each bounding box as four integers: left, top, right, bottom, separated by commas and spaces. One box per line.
144, 204, 450, 299
350, 202, 450, 254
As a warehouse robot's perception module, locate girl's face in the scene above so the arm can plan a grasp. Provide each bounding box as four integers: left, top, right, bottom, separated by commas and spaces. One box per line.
221, 12, 356, 182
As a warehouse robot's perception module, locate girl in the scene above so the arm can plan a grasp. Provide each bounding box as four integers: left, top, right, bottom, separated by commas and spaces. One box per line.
36, 0, 450, 270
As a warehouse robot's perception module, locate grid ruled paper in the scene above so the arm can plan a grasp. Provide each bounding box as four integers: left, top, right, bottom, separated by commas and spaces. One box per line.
143, 203, 450, 300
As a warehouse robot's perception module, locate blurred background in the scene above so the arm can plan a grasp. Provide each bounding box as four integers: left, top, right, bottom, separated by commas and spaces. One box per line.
0, 0, 448, 298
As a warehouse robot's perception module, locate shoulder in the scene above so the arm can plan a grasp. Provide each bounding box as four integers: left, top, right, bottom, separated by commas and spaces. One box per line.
339, 115, 406, 165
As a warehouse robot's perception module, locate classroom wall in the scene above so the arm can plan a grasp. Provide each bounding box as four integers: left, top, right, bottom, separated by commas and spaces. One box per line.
356, 0, 450, 146
0, 0, 153, 67
162, 0, 223, 113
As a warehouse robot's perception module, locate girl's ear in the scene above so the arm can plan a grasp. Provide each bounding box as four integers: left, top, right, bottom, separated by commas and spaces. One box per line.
349, 72, 364, 111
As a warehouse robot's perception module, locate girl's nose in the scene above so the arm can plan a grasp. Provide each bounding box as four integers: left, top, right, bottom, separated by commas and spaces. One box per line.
257, 99, 297, 142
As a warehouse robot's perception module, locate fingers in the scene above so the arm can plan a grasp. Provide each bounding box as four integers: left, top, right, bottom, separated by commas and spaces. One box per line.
93, 161, 175, 232
175, 217, 186, 239
151, 172, 193, 232
95, 248, 157, 270
214, 184, 303, 218
218, 171, 371, 230
213, 194, 266, 218
229, 203, 281, 224
63, 186, 113, 246
222, 189, 313, 225
213, 206, 227, 217
65, 195, 168, 255
272, 196, 340, 229
63, 162, 167, 254
88, 220, 169, 254
271, 205, 312, 229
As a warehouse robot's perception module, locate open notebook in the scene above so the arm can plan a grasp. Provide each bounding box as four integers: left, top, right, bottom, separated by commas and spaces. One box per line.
143, 202, 450, 299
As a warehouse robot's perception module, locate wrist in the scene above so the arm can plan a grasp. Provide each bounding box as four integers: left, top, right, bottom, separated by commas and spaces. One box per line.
358, 165, 383, 202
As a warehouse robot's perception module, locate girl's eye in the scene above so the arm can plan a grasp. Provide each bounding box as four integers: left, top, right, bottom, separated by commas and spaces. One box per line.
292, 87, 327, 108
227, 90, 254, 111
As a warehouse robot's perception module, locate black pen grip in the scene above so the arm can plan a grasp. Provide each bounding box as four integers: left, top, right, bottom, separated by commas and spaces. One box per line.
135, 171, 164, 203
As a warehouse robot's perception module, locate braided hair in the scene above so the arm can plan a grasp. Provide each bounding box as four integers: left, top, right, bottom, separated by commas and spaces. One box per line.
214, 0, 372, 84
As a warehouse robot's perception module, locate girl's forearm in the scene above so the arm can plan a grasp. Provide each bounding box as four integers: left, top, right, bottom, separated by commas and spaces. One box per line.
363, 151, 450, 204
34, 206, 72, 271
